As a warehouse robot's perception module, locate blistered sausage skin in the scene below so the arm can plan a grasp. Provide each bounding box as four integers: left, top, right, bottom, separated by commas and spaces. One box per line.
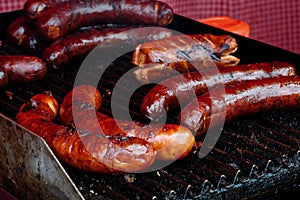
36, 0, 174, 41
179, 76, 300, 136
59, 85, 195, 161
0, 55, 46, 88
6, 16, 46, 54
132, 34, 239, 68
16, 92, 156, 173
42, 27, 173, 69
140, 61, 297, 120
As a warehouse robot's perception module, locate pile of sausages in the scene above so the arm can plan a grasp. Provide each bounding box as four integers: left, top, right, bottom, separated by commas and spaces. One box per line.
138, 61, 300, 137
5, 0, 174, 69
16, 84, 195, 173
8, 0, 300, 174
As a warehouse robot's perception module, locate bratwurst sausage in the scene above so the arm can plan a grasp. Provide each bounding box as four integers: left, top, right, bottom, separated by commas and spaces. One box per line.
42, 26, 173, 69
179, 76, 300, 136
59, 85, 195, 162
140, 61, 296, 120
0, 55, 46, 88
36, 0, 174, 41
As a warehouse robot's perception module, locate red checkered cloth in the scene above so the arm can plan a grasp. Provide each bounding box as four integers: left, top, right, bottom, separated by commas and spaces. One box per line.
0, 0, 25, 13
162, 0, 300, 54
0, 0, 299, 54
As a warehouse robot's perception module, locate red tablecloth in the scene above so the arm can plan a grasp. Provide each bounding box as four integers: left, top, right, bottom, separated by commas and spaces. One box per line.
0, 0, 299, 54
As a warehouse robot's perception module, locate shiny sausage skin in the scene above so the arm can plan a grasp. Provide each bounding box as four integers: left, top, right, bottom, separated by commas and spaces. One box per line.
140, 61, 297, 120
16, 92, 156, 173
42, 26, 172, 69
132, 33, 239, 69
23, 0, 68, 23
6, 16, 46, 54
36, 0, 174, 41
179, 76, 300, 136
59, 85, 195, 161
0, 55, 46, 88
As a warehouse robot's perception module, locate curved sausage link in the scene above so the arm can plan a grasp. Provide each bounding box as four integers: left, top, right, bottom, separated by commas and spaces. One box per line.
179, 76, 300, 136
36, 0, 174, 41
60, 85, 195, 161
140, 61, 296, 120
16, 92, 156, 173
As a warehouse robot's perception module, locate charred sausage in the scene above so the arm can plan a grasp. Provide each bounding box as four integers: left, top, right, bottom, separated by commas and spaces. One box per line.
132, 33, 239, 69
42, 26, 173, 69
6, 16, 46, 54
16, 91, 156, 173
179, 76, 300, 136
36, 0, 174, 41
0, 55, 46, 88
140, 61, 297, 120
59, 85, 195, 161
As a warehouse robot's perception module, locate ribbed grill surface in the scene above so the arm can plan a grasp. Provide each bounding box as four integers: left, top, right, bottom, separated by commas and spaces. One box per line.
1, 49, 300, 199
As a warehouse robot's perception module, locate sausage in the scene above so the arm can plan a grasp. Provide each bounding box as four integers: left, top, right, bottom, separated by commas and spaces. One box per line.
16, 91, 156, 173
42, 26, 173, 69
0, 55, 47, 88
16, 84, 195, 173
59, 85, 195, 162
6, 16, 47, 54
140, 61, 297, 120
179, 76, 300, 136
23, 0, 68, 23
36, 0, 174, 41
132, 33, 239, 70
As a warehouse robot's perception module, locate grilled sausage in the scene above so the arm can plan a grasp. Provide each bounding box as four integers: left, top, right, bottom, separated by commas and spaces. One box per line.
36, 0, 174, 41
132, 33, 239, 69
59, 85, 195, 161
0, 55, 46, 88
16, 92, 156, 173
23, 0, 68, 23
140, 61, 297, 120
42, 26, 173, 69
6, 16, 46, 54
179, 76, 300, 136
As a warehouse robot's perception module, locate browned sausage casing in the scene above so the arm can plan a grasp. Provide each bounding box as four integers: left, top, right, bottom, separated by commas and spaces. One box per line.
42, 26, 173, 69
132, 34, 239, 68
6, 16, 46, 54
0, 55, 46, 88
179, 76, 300, 136
140, 61, 297, 120
59, 85, 195, 162
16, 91, 156, 173
36, 0, 174, 41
